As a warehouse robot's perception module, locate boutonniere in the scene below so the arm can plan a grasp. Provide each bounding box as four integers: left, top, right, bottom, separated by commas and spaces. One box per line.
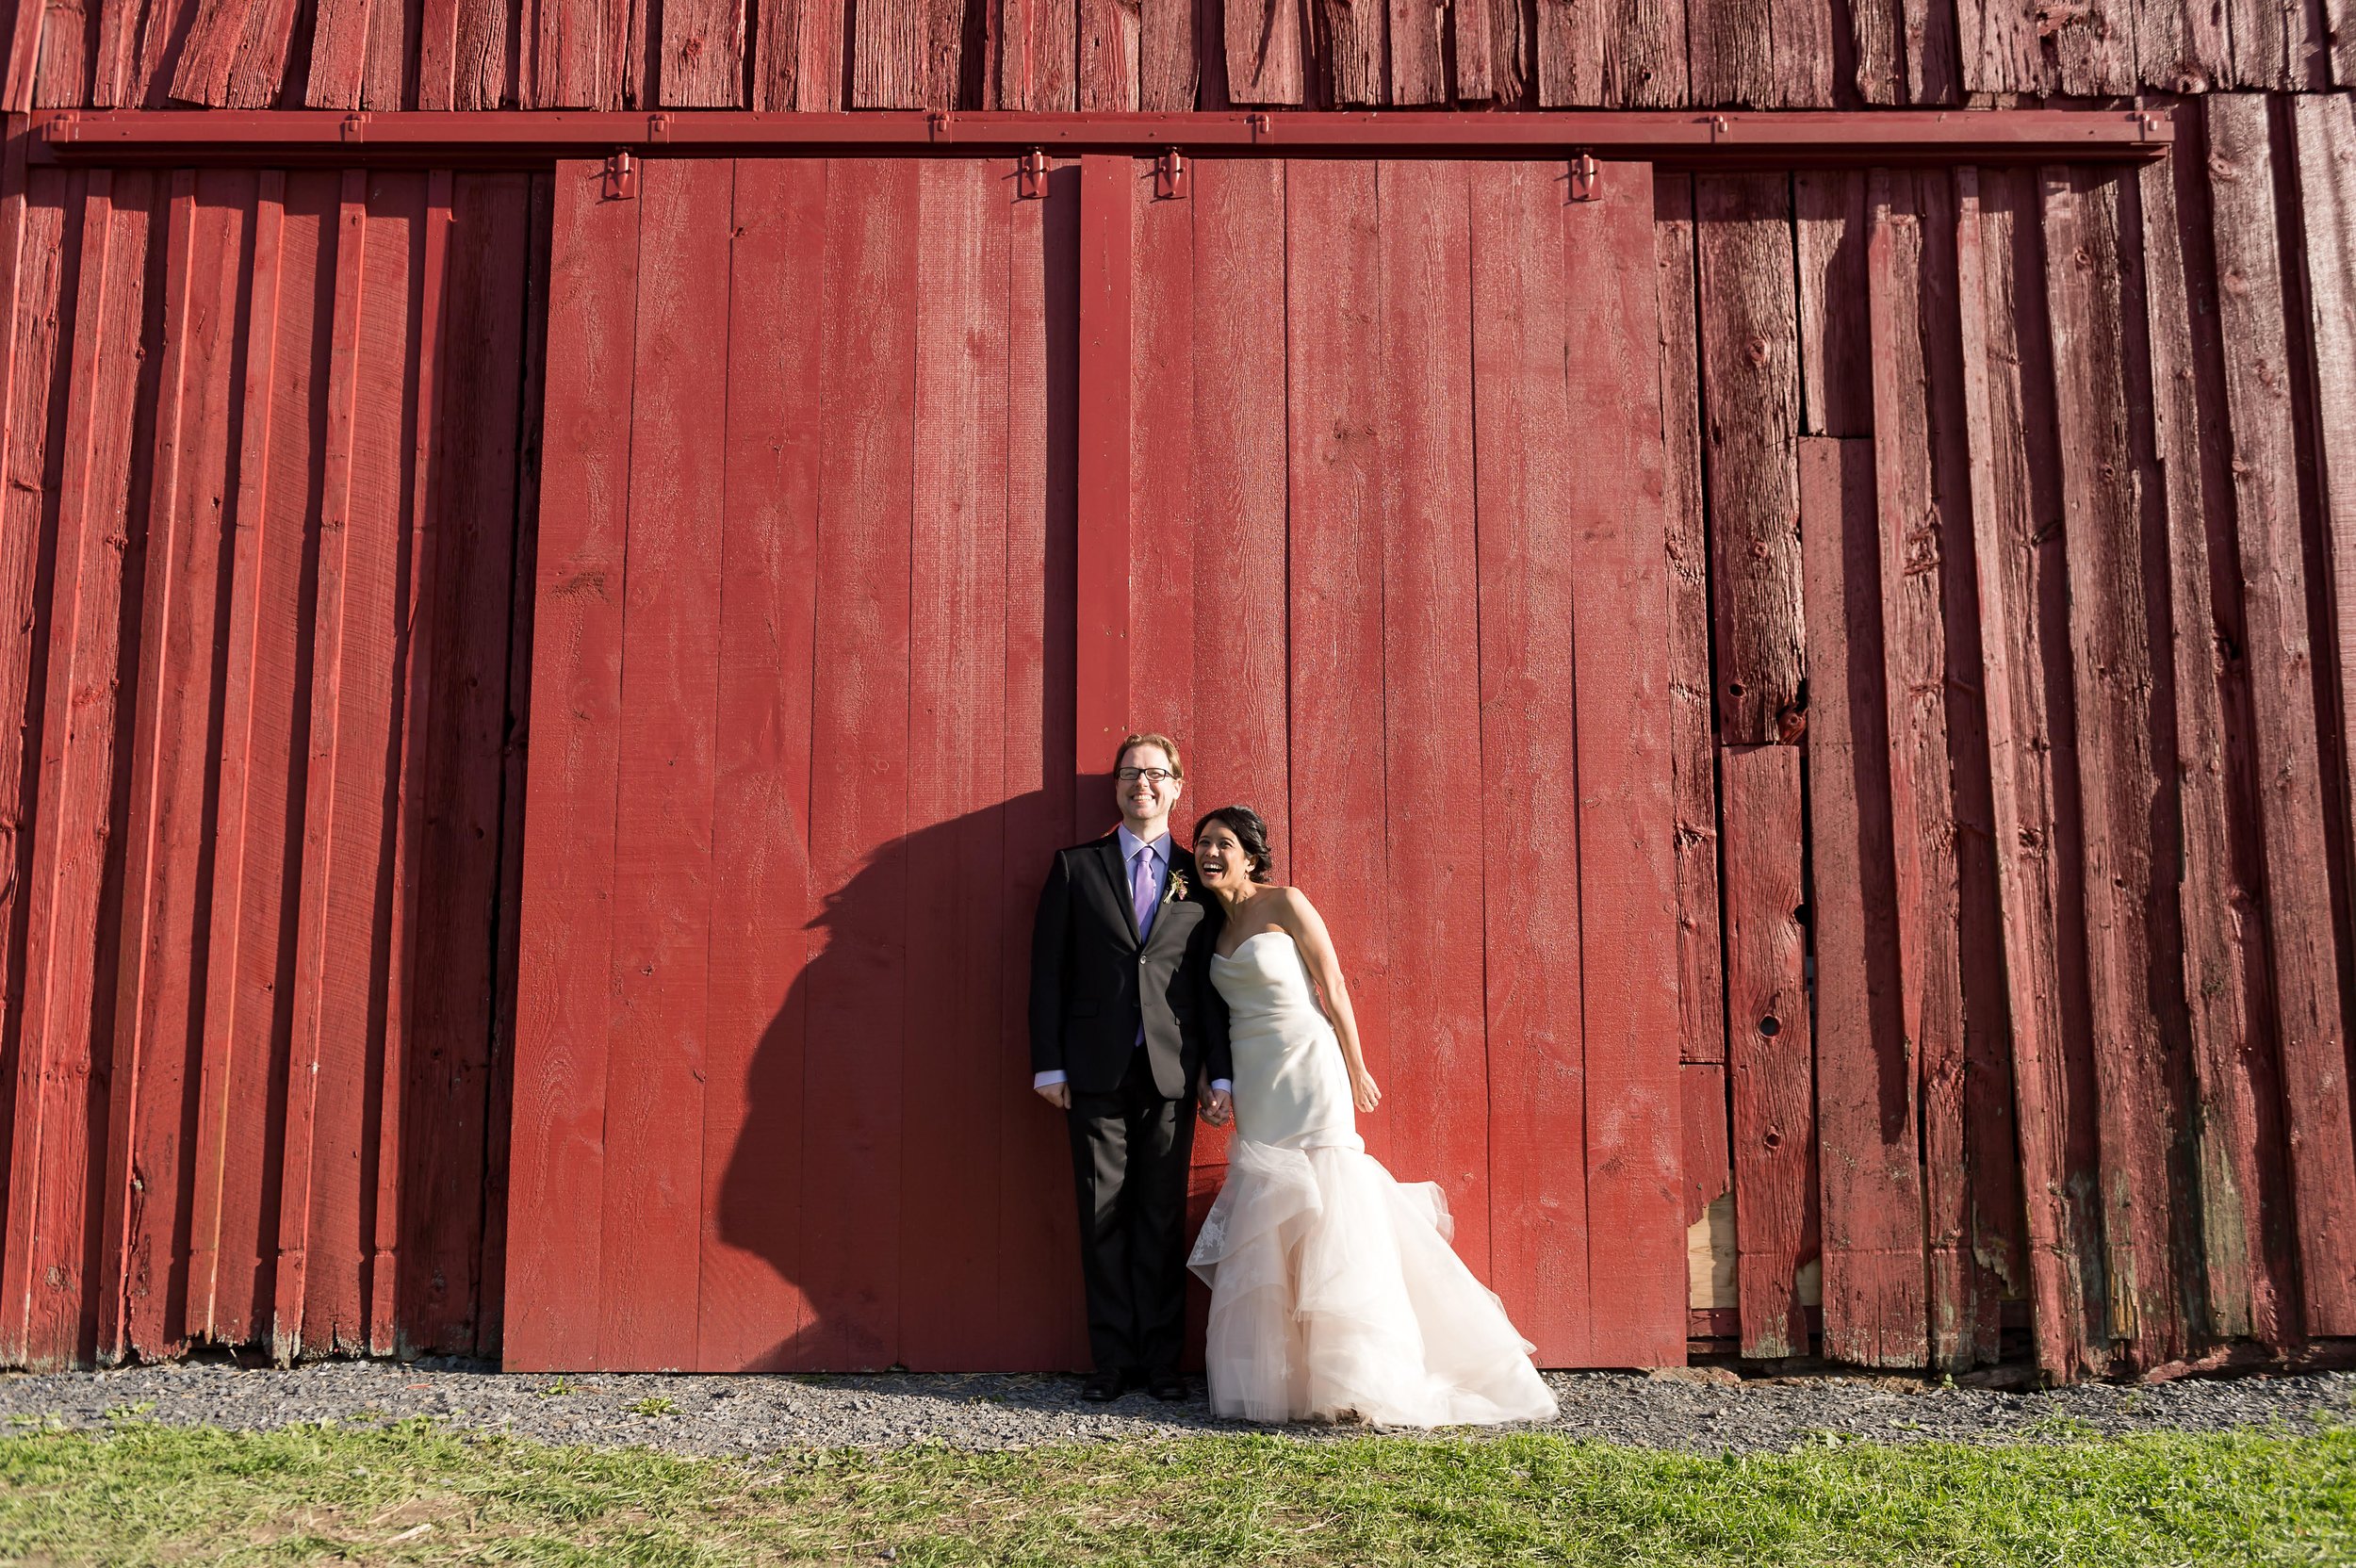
1164, 870, 1190, 903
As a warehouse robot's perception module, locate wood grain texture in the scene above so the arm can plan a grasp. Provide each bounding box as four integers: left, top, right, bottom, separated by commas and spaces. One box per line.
1535, 0, 1684, 105
900, 156, 1011, 1371
1077, 0, 1137, 106
698, 155, 824, 1372
663, 0, 744, 104
1688, 0, 1832, 105
1073, 155, 1128, 812
757, 0, 850, 106
1954, 164, 2099, 1379
1695, 174, 1805, 746
852, 0, 930, 106
2140, 112, 2279, 1347
1655, 174, 1726, 1071
1721, 743, 1814, 1360
2207, 97, 2356, 1337
1562, 160, 1684, 1368
1795, 171, 1872, 439
2053, 0, 2132, 93
1800, 434, 1929, 1369
504, 161, 636, 1371
2, 172, 150, 1368
1868, 168, 1974, 1370
1219, 0, 1301, 102
2043, 161, 2189, 1365
1956, 0, 2053, 93
1376, 158, 1486, 1269
1387, 0, 1444, 104
1284, 159, 1390, 1163
1470, 157, 1589, 1363
169, 0, 303, 106
1318, 0, 1383, 103
1139, 0, 1195, 106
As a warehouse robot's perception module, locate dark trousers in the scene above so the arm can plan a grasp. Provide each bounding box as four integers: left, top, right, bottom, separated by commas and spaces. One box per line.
1067, 1049, 1196, 1374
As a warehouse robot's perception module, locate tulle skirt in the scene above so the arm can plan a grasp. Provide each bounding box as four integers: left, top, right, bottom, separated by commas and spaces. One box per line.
1186, 1137, 1561, 1429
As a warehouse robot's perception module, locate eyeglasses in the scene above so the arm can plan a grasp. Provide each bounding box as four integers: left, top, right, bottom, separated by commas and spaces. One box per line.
1116, 767, 1177, 784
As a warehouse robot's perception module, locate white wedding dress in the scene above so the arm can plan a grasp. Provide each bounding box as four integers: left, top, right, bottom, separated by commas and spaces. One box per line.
1186, 929, 1560, 1428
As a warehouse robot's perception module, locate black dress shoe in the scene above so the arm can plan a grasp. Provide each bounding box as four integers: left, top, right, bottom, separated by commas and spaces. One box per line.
1146, 1368, 1188, 1402
1080, 1369, 1126, 1402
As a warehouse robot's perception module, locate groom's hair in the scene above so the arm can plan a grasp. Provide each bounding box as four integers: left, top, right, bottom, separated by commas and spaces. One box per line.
1114, 731, 1185, 778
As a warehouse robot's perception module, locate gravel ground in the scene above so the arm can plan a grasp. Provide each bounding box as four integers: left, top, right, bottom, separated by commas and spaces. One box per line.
1, 1358, 2349, 1455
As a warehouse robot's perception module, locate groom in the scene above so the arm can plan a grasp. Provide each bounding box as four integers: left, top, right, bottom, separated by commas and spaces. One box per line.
1030, 732, 1234, 1401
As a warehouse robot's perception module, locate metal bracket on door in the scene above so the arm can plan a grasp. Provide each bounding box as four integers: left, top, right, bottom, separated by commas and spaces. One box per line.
1017, 149, 1049, 199
1154, 150, 1188, 200
1569, 152, 1600, 202
603, 150, 638, 200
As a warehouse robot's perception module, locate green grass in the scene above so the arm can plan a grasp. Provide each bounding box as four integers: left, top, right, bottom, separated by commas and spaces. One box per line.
0, 1418, 2348, 1566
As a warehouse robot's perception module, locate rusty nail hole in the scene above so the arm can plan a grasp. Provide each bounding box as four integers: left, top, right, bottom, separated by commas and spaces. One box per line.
1759, 1014, 1781, 1037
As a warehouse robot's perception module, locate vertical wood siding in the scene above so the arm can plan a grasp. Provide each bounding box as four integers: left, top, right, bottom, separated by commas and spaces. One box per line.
0, 158, 538, 1368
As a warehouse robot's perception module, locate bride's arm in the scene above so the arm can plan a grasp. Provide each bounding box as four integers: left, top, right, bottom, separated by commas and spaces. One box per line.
1279, 891, 1383, 1113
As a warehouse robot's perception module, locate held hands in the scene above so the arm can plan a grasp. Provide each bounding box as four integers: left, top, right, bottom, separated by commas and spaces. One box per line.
1350, 1068, 1383, 1114
1036, 1081, 1072, 1112
1199, 1085, 1234, 1127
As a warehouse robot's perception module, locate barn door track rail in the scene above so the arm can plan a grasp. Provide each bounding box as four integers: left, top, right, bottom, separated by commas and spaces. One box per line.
24, 108, 2168, 170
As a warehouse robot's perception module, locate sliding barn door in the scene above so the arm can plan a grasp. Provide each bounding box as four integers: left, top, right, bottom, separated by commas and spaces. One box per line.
1085, 156, 1686, 1370
508, 154, 1682, 1373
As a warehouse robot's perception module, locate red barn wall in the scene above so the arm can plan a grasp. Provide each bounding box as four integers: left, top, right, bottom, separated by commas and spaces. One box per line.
0, 0, 2347, 1380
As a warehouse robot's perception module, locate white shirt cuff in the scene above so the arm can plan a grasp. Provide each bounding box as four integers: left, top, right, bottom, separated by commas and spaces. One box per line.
1209, 1079, 1232, 1094
1033, 1070, 1068, 1089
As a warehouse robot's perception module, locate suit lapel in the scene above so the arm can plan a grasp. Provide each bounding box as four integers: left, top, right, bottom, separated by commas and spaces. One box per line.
1093, 835, 1142, 947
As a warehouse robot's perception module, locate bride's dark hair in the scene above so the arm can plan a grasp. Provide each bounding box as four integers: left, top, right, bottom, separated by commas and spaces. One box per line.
1193, 806, 1275, 884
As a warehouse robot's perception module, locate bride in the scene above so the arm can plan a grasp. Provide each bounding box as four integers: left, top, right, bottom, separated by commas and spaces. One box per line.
1186, 805, 1560, 1428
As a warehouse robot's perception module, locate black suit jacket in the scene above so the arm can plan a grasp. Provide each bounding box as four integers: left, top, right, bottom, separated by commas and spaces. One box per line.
1029, 835, 1232, 1099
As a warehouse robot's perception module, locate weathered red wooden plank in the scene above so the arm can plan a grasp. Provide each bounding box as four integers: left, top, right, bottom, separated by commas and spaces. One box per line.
593, 155, 728, 1371
800, 157, 917, 1369
417, 0, 508, 106
2227, 0, 2325, 88
998, 155, 1083, 1369
2134, 0, 2226, 94
1388, 0, 1444, 103
100, 170, 247, 1362
1536, 0, 1683, 106
1695, 174, 1804, 746
91, 0, 141, 106
35, 0, 95, 107
1721, 743, 1813, 1359
700, 155, 822, 1371
1799, 433, 1928, 1368
365, 169, 449, 1357
1951, 165, 2098, 1379
1138, 0, 1193, 106
995, 0, 1074, 108
851, 0, 927, 106
2053, 0, 2132, 93
1073, 154, 1128, 817
1688, 0, 1831, 106
899, 156, 1011, 1371
305, 0, 370, 106
1956, 0, 2052, 93
1680, 1061, 1730, 1229
169, 0, 303, 107
1, 170, 149, 1369
1452, 0, 1496, 100
1562, 159, 1683, 1367
1126, 154, 1192, 757
1795, 171, 1871, 439
1470, 157, 1586, 1362
2204, 99, 2356, 1338
1317, 0, 1383, 105
4, 0, 41, 107
0, 146, 64, 1313
1077, 0, 1137, 106
525, 0, 621, 106
190, 171, 333, 1347
660, 0, 742, 105
280, 172, 419, 1361
478, 168, 553, 1359
1655, 174, 1725, 1073
1373, 158, 1485, 1269
391, 171, 526, 1353
1847, 0, 1901, 103
1284, 159, 1391, 1161
504, 160, 634, 1371
2135, 120, 2276, 1346
2042, 162, 2187, 1366
1924, 166, 2021, 1370
1220, 0, 1301, 104
1867, 167, 1973, 1370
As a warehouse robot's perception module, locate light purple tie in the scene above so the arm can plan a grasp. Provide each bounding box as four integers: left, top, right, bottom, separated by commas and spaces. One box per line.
1132, 846, 1158, 941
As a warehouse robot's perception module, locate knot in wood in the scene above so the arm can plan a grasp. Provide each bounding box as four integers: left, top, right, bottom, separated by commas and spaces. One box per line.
1744, 335, 1770, 367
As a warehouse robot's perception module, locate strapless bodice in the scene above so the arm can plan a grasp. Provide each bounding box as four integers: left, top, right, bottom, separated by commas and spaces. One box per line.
1212, 929, 1358, 1151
